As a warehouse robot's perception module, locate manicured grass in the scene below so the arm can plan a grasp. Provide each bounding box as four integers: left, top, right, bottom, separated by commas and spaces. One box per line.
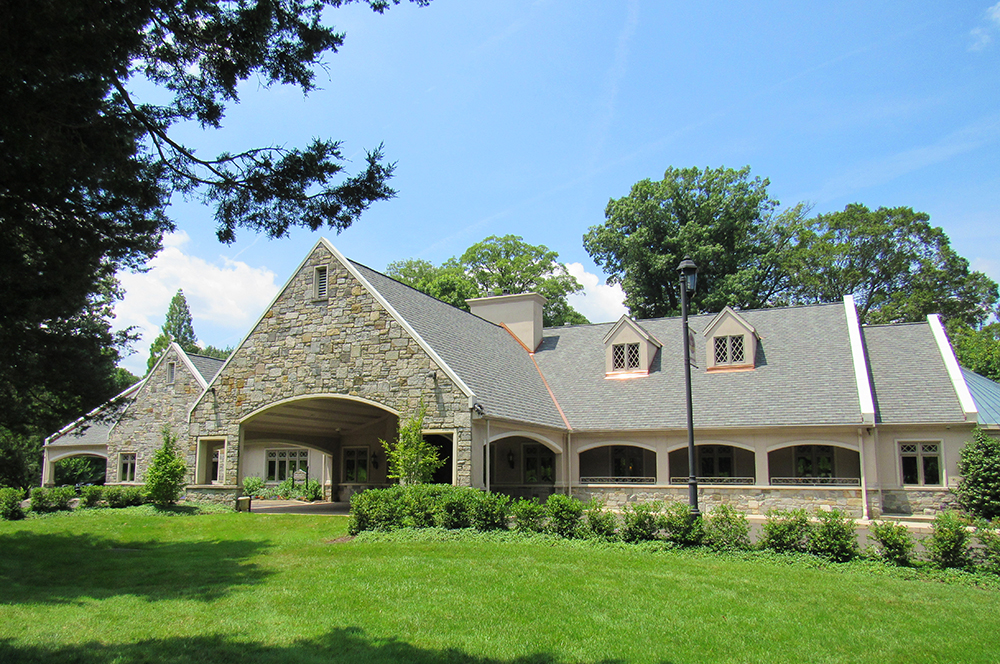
1, 508, 998, 663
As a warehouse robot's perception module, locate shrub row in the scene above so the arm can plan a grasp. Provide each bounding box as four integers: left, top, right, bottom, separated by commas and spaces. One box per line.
348, 487, 1000, 575
0, 485, 151, 519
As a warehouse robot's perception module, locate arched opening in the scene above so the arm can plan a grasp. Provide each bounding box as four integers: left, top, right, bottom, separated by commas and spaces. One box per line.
668, 445, 755, 484
767, 444, 861, 485
53, 454, 107, 487
488, 435, 557, 501
578, 445, 656, 483
240, 396, 399, 501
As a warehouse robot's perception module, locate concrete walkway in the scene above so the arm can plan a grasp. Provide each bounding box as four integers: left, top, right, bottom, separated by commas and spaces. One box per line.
249, 499, 350, 515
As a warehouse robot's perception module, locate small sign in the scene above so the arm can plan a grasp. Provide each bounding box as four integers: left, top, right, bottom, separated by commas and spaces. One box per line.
293, 469, 307, 483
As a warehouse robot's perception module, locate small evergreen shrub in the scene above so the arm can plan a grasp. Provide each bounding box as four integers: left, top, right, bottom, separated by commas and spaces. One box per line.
144, 428, 187, 507
349, 486, 406, 535
0, 487, 25, 520
122, 486, 146, 507
402, 484, 449, 528
471, 491, 511, 531
511, 498, 546, 533
241, 476, 265, 497
808, 509, 859, 562
955, 427, 1000, 520
619, 502, 662, 543
103, 486, 125, 508
437, 487, 476, 529
703, 504, 751, 551
976, 522, 1000, 576
582, 499, 618, 540
545, 493, 584, 538
50, 486, 76, 511
926, 511, 974, 570
868, 521, 914, 566
761, 509, 811, 553
80, 485, 104, 508
30, 487, 56, 513
660, 501, 703, 546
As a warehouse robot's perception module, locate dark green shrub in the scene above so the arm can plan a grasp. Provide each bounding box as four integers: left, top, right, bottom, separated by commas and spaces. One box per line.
660, 501, 703, 546
703, 504, 751, 551
273, 477, 296, 499
582, 499, 618, 540
619, 502, 661, 543
103, 486, 125, 508
122, 486, 145, 507
545, 493, 584, 538
349, 486, 406, 535
926, 511, 974, 570
808, 509, 859, 562
50, 486, 76, 511
30, 487, 56, 513
0, 488, 25, 520
869, 520, 914, 566
144, 428, 187, 507
241, 476, 266, 498
976, 522, 1000, 575
956, 428, 1000, 520
471, 491, 511, 531
511, 498, 546, 533
80, 485, 103, 508
298, 479, 323, 501
761, 509, 811, 553
437, 487, 476, 529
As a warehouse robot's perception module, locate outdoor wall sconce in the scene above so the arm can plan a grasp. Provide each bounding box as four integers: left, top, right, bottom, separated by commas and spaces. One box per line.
507, 450, 515, 469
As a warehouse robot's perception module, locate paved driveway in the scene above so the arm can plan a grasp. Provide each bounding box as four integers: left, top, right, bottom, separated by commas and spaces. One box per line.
249, 500, 350, 515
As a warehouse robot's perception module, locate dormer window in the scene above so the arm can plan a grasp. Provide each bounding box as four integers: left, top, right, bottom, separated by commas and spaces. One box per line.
612, 343, 641, 371
714, 335, 745, 366
604, 316, 661, 377
703, 307, 758, 371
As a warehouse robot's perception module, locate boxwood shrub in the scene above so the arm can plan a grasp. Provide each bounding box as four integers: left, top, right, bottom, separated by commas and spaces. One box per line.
703, 503, 751, 551
761, 508, 811, 553
0, 488, 25, 520
868, 520, 914, 566
545, 493, 584, 538
808, 509, 859, 562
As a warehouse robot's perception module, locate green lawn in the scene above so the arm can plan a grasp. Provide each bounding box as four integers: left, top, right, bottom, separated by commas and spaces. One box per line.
1, 508, 997, 664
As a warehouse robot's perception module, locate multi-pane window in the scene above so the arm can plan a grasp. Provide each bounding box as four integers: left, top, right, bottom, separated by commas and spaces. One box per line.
343, 448, 368, 483
795, 445, 833, 478
900, 442, 941, 485
211, 449, 220, 483
314, 266, 328, 299
167, 362, 176, 384
120, 453, 137, 482
266, 449, 309, 482
714, 335, 745, 365
698, 445, 734, 478
612, 446, 645, 477
612, 343, 641, 371
523, 444, 555, 484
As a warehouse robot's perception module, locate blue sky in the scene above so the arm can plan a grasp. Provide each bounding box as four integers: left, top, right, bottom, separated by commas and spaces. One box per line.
115, 0, 1000, 375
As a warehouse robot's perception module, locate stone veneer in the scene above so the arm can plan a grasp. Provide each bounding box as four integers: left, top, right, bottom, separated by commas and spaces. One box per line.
572, 485, 870, 518
186, 243, 473, 496
878, 488, 960, 516
106, 346, 205, 484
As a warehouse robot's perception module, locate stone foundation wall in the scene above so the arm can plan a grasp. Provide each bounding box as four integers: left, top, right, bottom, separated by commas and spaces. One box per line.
185, 486, 240, 504
571, 485, 868, 518
878, 488, 959, 516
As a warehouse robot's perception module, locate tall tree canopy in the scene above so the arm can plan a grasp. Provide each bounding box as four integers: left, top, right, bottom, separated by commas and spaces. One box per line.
1, 0, 427, 435
147, 289, 200, 372
387, 235, 589, 327
583, 166, 792, 318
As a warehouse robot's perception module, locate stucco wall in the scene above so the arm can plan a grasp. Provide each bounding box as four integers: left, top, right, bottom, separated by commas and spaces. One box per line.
187, 243, 473, 490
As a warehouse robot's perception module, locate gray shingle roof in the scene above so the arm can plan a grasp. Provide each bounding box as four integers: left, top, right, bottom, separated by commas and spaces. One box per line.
45, 382, 143, 447
351, 262, 566, 428
862, 323, 966, 424
963, 368, 1000, 428
534, 302, 864, 430
187, 353, 226, 383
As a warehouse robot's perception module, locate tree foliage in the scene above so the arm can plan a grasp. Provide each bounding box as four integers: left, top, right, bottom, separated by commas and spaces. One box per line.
1, 0, 426, 437
388, 235, 589, 326
144, 428, 188, 507
584, 166, 791, 318
381, 405, 444, 486
147, 289, 200, 372
948, 323, 1000, 383
956, 428, 1000, 521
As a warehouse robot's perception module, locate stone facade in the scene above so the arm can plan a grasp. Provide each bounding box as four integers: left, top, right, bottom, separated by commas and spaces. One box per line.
186, 242, 473, 497
106, 346, 205, 485
878, 488, 960, 516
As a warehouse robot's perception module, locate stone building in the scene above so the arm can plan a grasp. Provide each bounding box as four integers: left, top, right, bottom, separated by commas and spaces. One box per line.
43, 238, 994, 518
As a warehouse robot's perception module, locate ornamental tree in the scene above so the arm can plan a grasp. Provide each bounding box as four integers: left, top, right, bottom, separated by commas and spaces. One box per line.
381, 405, 444, 485
956, 428, 1000, 521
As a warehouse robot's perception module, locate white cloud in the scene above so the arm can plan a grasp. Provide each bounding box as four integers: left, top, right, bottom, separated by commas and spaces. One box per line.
565, 262, 627, 324
970, 4, 1000, 50
114, 230, 280, 374
989, 2, 1000, 25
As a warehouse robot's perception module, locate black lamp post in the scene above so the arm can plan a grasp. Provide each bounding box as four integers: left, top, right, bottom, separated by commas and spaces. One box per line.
678, 257, 699, 517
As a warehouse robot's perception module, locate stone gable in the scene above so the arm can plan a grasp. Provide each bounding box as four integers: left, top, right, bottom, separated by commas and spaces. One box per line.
106, 346, 203, 484
188, 242, 473, 486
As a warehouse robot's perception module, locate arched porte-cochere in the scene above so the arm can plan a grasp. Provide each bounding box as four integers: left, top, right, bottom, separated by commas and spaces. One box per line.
238, 396, 399, 501
667, 444, 756, 484
767, 443, 861, 486
487, 434, 561, 501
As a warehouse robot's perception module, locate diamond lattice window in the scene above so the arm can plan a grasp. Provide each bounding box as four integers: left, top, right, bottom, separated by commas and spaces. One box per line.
612, 343, 641, 371
626, 343, 640, 369
714, 335, 747, 366
612, 344, 626, 370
